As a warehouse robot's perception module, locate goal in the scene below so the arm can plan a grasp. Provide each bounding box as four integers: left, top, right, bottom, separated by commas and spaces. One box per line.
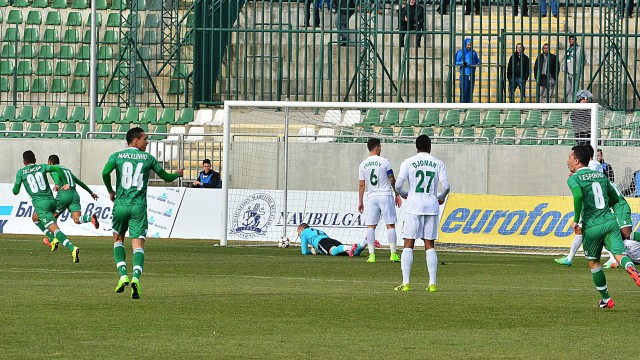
221, 100, 607, 254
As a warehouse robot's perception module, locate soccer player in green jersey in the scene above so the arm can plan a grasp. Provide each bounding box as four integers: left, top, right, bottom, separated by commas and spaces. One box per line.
12, 150, 80, 263
102, 127, 183, 299
566, 145, 640, 309
40, 155, 100, 248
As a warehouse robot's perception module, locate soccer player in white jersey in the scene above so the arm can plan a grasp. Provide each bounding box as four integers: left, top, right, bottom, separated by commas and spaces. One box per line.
357, 138, 402, 263
394, 135, 450, 292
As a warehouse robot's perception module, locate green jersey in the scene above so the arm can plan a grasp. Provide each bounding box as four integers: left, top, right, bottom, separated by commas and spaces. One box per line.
12, 164, 64, 201
102, 147, 180, 206
567, 167, 619, 227
50, 165, 93, 194
610, 182, 628, 212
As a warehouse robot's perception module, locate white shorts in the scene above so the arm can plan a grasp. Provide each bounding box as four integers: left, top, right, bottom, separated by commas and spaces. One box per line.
365, 195, 397, 226
402, 214, 439, 240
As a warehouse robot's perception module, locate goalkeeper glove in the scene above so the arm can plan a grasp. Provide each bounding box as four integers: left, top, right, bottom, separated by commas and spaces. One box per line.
311, 247, 317, 255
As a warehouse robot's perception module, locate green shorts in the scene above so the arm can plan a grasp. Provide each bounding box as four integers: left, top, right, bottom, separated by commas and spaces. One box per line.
33, 198, 58, 228
583, 219, 626, 260
111, 204, 148, 239
614, 203, 632, 229
55, 190, 81, 214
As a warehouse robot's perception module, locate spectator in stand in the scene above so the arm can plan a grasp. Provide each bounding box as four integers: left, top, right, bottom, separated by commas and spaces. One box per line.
399, 0, 424, 48
569, 90, 593, 146
507, 43, 530, 103
513, 0, 529, 16
336, 0, 357, 46
539, 0, 558, 17
305, 0, 320, 28
465, 0, 481, 15
534, 43, 559, 102
561, 35, 585, 103
192, 159, 220, 188
455, 38, 480, 104
598, 149, 615, 183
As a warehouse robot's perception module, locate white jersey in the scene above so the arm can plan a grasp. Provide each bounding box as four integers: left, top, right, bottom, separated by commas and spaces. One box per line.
624, 240, 640, 263
359, 155, 394, 197
588, 159, 603, 173
396, 152, 448, 215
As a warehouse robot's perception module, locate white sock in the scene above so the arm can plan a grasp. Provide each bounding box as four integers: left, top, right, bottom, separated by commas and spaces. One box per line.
388, 228, 397, 254
366, 228, 376, 255
567, 235, 582, 262
426, 248, 438, 285
632, 232, 635, 241
401, 248, 414, 285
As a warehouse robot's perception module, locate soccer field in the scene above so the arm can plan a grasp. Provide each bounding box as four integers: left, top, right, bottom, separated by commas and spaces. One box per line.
1, 235, 639, 359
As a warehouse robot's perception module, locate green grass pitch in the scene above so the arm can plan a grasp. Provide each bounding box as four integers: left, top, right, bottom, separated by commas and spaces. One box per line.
1, 235, 640, 359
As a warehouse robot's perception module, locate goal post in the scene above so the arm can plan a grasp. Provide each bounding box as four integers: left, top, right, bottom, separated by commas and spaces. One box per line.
221, 100, 603, 253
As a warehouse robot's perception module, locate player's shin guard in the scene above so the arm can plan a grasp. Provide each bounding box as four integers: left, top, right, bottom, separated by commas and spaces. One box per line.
567, 235, 582, 262
132, 248, 144, 280
388, 228, 397, 254
80, 215, 92, 223
401, 248, 414, 285
366, 228, 376, 255
591, 266, 610, 300
619, 255, 635, 270
426, 248, 437, 286
114, 242, 127, 277
34, 221, 55, 240
54, 230, 74, 251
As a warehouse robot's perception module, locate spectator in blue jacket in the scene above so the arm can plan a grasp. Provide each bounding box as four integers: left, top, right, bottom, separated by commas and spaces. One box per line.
192, 159, 220, 188
455, 38, 480, 103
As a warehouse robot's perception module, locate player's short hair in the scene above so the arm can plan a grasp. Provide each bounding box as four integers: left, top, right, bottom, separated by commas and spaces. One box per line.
367, 138, 381, 151
203, 159, 211, 166
48, 154, 60, 165
584, 144, 595, 159
23, 150, 36, 164
571, 145, 590, 166
298, 223, 309, 232
416, 134, 431, 152
126, 127, 146, 144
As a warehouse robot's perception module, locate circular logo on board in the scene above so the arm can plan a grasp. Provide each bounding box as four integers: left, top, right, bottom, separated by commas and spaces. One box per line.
231, 193, 276, 239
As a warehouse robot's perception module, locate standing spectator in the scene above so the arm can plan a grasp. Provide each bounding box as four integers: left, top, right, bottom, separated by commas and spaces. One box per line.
539, 0, 558, 17
465, 0, 481, 15
305, 0, 320, 28
192, 159, 220, 188
513, 0, 529, 16
316, 0, 331, 12
336, 0, 356, 46
436, 0, 448, 15
507, 43, 530, 103
399, 0, 424, 48
561, 35, 585, 103
534, 43, 559, 102
455, 38, 480, 103
598, 149, 615, 183
569, 89, 593, 146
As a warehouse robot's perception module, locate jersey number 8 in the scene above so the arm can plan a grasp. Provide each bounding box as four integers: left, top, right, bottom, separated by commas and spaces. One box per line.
121, 162, 144, 190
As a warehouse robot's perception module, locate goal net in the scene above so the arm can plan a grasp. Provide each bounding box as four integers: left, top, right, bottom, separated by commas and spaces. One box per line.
221, 100, 608, 254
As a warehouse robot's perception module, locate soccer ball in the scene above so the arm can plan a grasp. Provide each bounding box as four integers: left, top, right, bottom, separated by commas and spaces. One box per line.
278, 237, 290, 248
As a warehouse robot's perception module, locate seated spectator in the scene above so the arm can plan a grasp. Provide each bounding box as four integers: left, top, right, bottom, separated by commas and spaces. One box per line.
399, 0, 424, 48
192, 159, 220, 188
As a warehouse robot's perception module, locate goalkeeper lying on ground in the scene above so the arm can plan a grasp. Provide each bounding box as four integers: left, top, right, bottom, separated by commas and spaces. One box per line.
298, 223, 372, 256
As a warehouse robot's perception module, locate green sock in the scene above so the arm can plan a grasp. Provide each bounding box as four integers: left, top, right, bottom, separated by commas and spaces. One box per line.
591, 267, 610, 300
34, 221, 54, 241
54, 230, 74, 251
132, 248, 144, 280
81, 215, 91, 223
114, 242, 127, 277
618, 255, 635, 270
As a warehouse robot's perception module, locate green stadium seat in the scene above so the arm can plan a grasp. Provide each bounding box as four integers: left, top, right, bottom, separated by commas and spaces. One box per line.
457, 127, 476, 143
141, 108, 157, 124
19, 44, 35, 59
59, 45, 75, 59
43, 123, 59, 138
50, 78, 66, 93
43, 28, 60, 43
627, 129, 640, 146
0, 8, 2, 22
97, 79, 106, 94
177, 108, 194, 125
603, 129, 624, 146
560, 129, 576, 146
362, 109, 380, 126
78, 45, 90, 60
336, 128, 354, 143
480, 128, 496, 143
127, 13, 140, 28
540, 129, 559, 145
102, 30, 119, 44
0, 105, 16, 121
139, 47, 153, 61
151, 124, 167, 140
608, 112, 627, 129
381, 109, 399, 126
6, 122, 24, 138
23, 27, 40, 43
144, 13, 160, 28
71, 0, 88, 9
54, 61, 71, 76
355, 125, 374, 142
519, 128, 539, 145
142, 31, 159, 45
148, 0, 163, 10
106, 13, 121, 27
0, 123, 5, 137
7, 10, 23, 24
482, 110, 501, 128
158, 108, 175, 124
0, 0, 6, 6
502, 110, 521, 127
401, 109, 420, 127
15, 77, 30, 92
95, 124, 113, 139
103, 107, 121, 124
544, 110, 564, 128
0, 60, 13, 76
186, 14, 195, 28
39, 45, 54, 59
35, 61, 52, 76
12, 0, 29, 6
1, 44, 15, 58
32, 0, 49, 7
123, 107, 140, 124
168, 80, 184, 95
66, 12, 83, 26
0, 78, 9, 92
69, 106, 85, 123
378, 126, 395, 142
629, 111, 640, 129
111, 0, 128, 10
95, 0, 107, 10
35, 106, 52, 123
418, 127, 434, 137
63, 29, 80, 43
86, 13, 102, 27
97, 62, 111, 78
436, 127, 455, 143
31, 78, 48, 93
495, 128, 516, 145
138, 123, 149, 133
397, 127, 414, 143
3, 28, 20, 42
98, 46, 113, 60
17, 106, 33, 122
26, 11, 42, 25
25, 123, 42, 138
69, 79, 86, 94
461, 110, 480, 128
108, 80, 125, 94
74, 62, 89, 77
51, 0, 67, 8
51, 106, 68, 123
113, 124, 129, 140
523, 110, 542, 128
440, 110, 460, 127
45, 11, 62, 26
134, 79, 144, 94
59, 123, 78, 139
79, 124, 89, 138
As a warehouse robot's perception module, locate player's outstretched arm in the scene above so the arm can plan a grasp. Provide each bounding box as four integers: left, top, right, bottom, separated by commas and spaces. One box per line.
300, 235, 312, 255
73, 174, 98, 199
12, 172, 22, 195
102, 161, 116, 198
